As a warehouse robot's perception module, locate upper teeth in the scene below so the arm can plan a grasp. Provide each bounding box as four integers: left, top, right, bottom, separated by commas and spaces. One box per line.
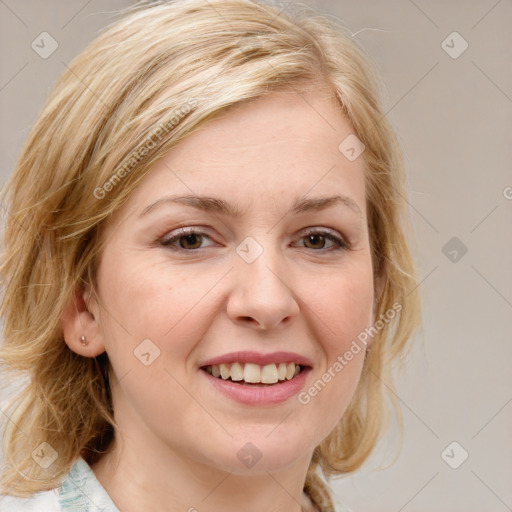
205, 362, 301, 384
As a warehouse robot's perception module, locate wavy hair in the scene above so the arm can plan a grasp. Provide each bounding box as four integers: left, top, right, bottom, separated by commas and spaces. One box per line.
0, 0, 422, 508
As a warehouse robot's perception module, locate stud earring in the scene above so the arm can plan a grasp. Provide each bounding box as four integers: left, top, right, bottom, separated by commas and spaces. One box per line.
80, 335, 88, 346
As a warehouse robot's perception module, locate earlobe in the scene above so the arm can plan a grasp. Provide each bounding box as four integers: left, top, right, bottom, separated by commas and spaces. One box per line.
61, 283, 105, 357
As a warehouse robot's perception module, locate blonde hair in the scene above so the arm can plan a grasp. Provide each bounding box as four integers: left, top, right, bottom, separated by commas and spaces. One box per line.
0, 0, 422, 508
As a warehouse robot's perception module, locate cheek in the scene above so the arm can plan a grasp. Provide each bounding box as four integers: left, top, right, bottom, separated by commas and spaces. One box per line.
96, 260, 210, 421
100, 247, 375, 369
305, 261, 375, 355
295, 260, 373, 424
98, 256, 219, 366
101, 253, 185, 328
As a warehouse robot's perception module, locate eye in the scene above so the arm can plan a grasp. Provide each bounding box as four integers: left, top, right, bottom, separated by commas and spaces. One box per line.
160, 227, 215, 251
159, 227, 348, 253
294, 229, 348, 251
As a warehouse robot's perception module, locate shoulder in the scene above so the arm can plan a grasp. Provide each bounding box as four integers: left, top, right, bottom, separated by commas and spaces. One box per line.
0, 456, 119, 512
0, 488, 61, 511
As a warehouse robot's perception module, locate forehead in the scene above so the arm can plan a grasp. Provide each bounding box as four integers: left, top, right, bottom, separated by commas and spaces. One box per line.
111, 87, 367, 225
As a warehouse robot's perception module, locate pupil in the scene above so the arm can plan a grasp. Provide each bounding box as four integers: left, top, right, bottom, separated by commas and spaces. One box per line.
181, 234, 201, 249
307, 234, 324, 249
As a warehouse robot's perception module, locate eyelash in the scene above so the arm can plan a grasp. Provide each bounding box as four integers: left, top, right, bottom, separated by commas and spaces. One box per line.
159, 227, 349, 253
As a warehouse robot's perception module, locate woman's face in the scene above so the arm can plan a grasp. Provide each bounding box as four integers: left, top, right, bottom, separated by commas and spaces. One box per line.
86, 87, 377, 474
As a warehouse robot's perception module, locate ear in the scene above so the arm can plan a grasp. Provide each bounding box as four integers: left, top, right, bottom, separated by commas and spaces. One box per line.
61, 282, 106, 357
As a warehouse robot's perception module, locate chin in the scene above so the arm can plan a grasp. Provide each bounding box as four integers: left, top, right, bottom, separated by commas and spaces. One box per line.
201, 430, 314, 475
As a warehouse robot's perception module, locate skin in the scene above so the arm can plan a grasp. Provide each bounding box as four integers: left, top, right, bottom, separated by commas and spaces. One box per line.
62, 84, 383, 512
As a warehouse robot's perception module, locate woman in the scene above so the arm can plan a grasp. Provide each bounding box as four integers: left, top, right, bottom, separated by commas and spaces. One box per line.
0, 0, 421, 510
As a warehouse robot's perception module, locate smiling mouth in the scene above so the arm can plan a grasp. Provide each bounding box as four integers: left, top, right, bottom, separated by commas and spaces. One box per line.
201, 362, 306, 386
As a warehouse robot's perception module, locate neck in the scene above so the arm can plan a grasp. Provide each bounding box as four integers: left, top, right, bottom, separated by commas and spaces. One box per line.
90, 436, 317, 512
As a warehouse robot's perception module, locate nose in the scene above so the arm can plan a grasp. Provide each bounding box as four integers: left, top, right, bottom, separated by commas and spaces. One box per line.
226, 242, 300, 330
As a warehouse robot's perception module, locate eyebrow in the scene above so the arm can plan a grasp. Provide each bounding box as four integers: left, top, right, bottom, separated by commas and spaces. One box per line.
139, 193, 363, 219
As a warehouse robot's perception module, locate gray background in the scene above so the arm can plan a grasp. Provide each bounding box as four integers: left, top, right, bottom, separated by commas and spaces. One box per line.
1, 1, 511, 510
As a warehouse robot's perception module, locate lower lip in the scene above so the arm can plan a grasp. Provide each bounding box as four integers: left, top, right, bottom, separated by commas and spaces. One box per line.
201, 368, 311, 405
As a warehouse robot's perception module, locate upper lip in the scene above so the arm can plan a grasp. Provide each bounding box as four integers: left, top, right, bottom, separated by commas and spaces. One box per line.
199, 351, 313, 368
